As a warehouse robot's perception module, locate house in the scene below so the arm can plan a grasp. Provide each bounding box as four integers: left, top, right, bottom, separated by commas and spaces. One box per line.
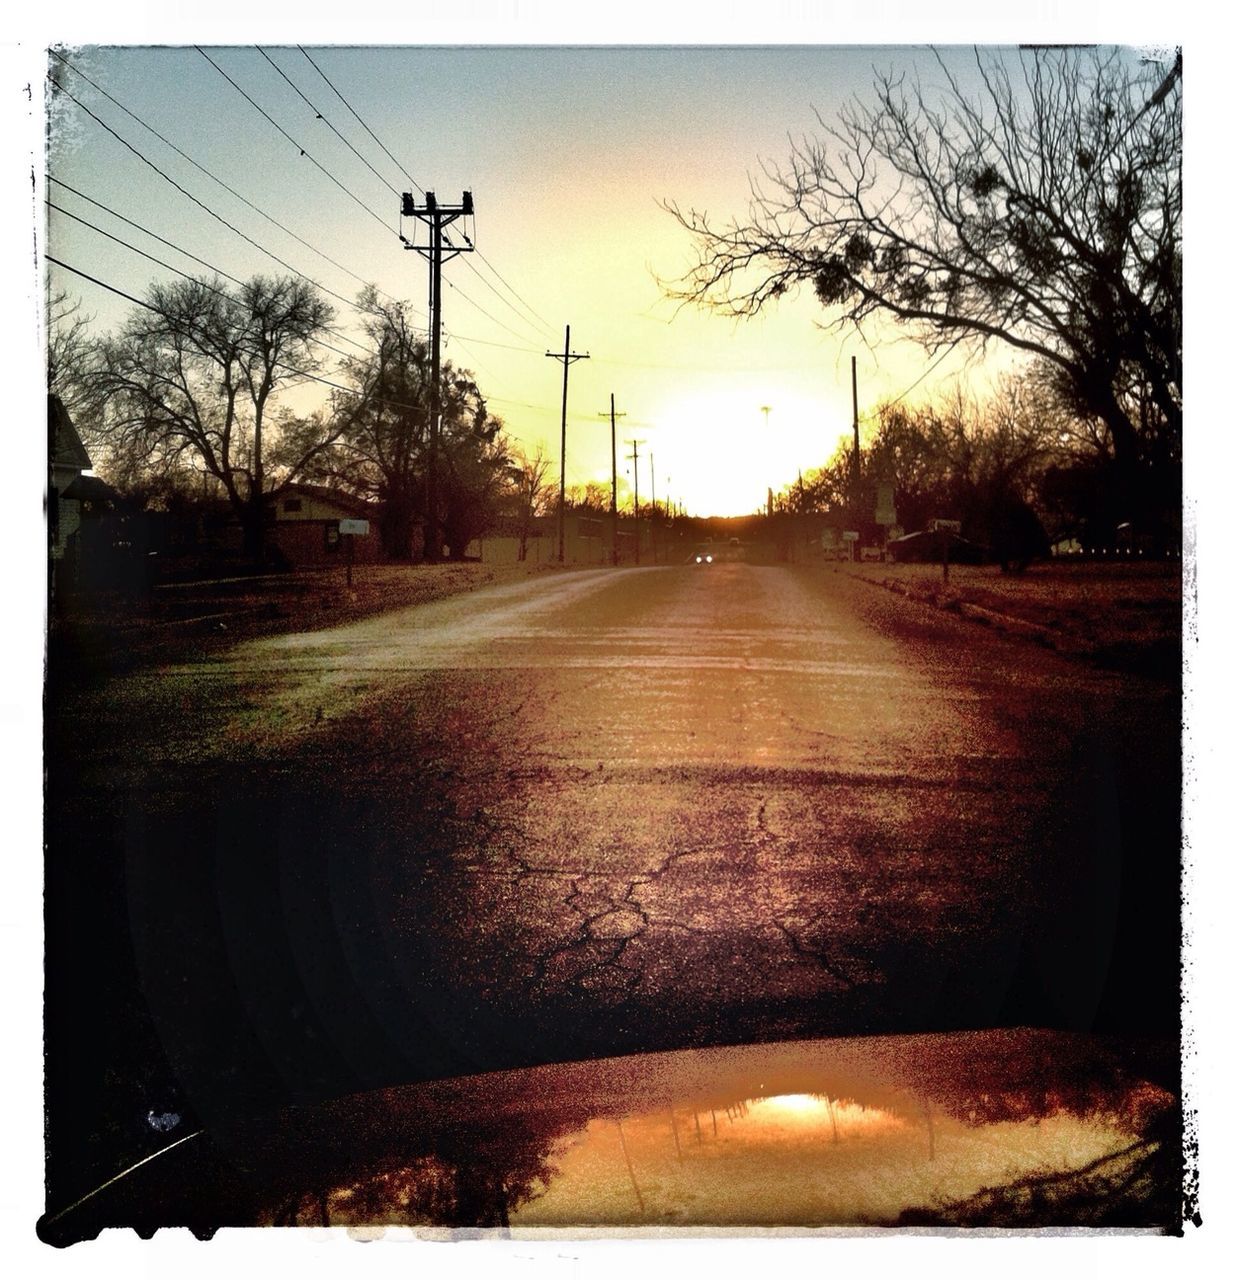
264, 483, 386, 568
48, 394, 92, 568
49, 395, 135, 596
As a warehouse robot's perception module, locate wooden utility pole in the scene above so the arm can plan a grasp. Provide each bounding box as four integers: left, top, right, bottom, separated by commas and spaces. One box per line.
597, 395, 626, 566
851, 355, 861, 499
400, 190, 474, 562
626, 439, 646, 565
546, 325, 589, 564
649, 453, 657, 563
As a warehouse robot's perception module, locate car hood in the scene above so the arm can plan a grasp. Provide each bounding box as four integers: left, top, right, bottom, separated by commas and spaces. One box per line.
40, 1027, 1178, 1242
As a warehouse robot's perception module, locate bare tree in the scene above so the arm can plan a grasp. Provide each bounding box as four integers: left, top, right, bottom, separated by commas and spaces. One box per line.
322, 289, 508, 561
47, 290, 99, 424
665, 47, 1181, 479
510, 445, 553, 562
92, 274, 340, 560
322, 290, 431, 560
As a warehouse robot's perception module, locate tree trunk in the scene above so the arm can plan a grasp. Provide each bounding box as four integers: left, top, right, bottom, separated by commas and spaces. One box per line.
241, 493, 266, 565
381, 487, 417, 561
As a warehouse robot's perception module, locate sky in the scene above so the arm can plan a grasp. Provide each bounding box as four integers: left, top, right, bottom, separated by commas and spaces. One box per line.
37, 41, 1121, 517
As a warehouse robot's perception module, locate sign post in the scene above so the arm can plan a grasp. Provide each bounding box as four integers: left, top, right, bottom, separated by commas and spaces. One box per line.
842, 530, 860, 563
928, 519, 961, 583
338, 519, 370, 589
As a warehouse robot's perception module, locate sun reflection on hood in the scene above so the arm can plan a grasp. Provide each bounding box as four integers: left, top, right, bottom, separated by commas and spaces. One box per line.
39, 1029, 1179, 1240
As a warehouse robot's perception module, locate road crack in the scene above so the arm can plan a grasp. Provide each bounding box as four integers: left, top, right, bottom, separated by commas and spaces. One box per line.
771, 915, 855, 987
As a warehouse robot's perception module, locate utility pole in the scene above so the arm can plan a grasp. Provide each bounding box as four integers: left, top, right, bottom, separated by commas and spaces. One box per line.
400, 189, 474, 562
546, 325, 590, 564
597, 395, 626, 566
626, 439, 646, 566
649, 453, 657, 564
851, 355, 861, 499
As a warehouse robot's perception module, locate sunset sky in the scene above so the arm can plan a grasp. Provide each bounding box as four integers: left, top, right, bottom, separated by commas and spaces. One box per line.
39, 41, 1080, 516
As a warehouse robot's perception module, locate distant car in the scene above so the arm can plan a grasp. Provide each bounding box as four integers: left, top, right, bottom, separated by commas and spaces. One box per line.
692, 548, 714, 565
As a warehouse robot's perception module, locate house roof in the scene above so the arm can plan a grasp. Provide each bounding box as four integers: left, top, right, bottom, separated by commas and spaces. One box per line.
49, 394, 92, 472
274, 482, 377, 517
61, 473, 120, 504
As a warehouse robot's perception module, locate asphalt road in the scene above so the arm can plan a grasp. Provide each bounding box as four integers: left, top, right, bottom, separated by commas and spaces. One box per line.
46, 562, 1180, 1205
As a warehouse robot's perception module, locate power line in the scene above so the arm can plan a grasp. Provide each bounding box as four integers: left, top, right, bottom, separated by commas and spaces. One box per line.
46, 75, 403, 336
285, 45, 554, 340
440, 274, 547, 349
45, 172, 408, 358
451, 250, 556, 341
45, 254, 427, 415
46, 48, 410, 317
472, 249, 556, 334
298, 45, 424, 196
46, 199, 368, 365
256, 46, 403, 199
47, 187, 245, 288
444, 332, 540, 355
195, 46, 399, 241
859, 345, 959, 421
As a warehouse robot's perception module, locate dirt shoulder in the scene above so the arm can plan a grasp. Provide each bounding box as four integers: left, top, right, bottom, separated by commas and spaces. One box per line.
840, 559, 1182, 680
49, 561, 584, 679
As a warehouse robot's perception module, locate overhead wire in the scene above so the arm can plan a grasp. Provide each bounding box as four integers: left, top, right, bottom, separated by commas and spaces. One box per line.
45, 73, 415, 345
297, 44, 423, 196
48, 50, 588, 449
45, 254, 428, 415
195, 46, 400, 241
289, 44, 556, 341
234, 43, 551, 349
255, 46, 403, 199
46, 47, 416, 320
46, 199, 370, 365
45, 173, 412, 357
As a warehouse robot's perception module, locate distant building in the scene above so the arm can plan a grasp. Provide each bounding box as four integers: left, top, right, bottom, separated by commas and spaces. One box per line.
467, 512, 648, 566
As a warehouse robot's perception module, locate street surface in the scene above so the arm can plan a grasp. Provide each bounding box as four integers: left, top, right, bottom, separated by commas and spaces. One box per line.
46, 563, 1180, 1204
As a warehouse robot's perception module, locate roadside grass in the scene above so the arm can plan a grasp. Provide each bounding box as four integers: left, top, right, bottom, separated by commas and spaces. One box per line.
841, 559, 1182, 678
48, 561, 581, 677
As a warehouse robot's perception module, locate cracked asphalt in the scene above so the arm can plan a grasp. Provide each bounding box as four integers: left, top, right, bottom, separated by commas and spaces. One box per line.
47, 561, 1180, 1196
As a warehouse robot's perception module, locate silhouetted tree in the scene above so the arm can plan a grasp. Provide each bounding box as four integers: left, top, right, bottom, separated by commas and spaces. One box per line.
438, 394, 511, 560
784, 378, 1055, 567
509, 445, 553, 561
666, 47, 1181, 483
323, 289, 509, 561
89, 274, 339, 561
47, 290, 99, 423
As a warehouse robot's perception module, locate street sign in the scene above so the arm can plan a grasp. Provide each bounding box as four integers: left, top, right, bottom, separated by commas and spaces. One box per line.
841, 530, 860, 542
928, 518, 961, 534
339, 519, 370, 536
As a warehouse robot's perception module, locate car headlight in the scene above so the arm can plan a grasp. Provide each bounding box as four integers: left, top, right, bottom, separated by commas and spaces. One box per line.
706, 554, 713, 563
